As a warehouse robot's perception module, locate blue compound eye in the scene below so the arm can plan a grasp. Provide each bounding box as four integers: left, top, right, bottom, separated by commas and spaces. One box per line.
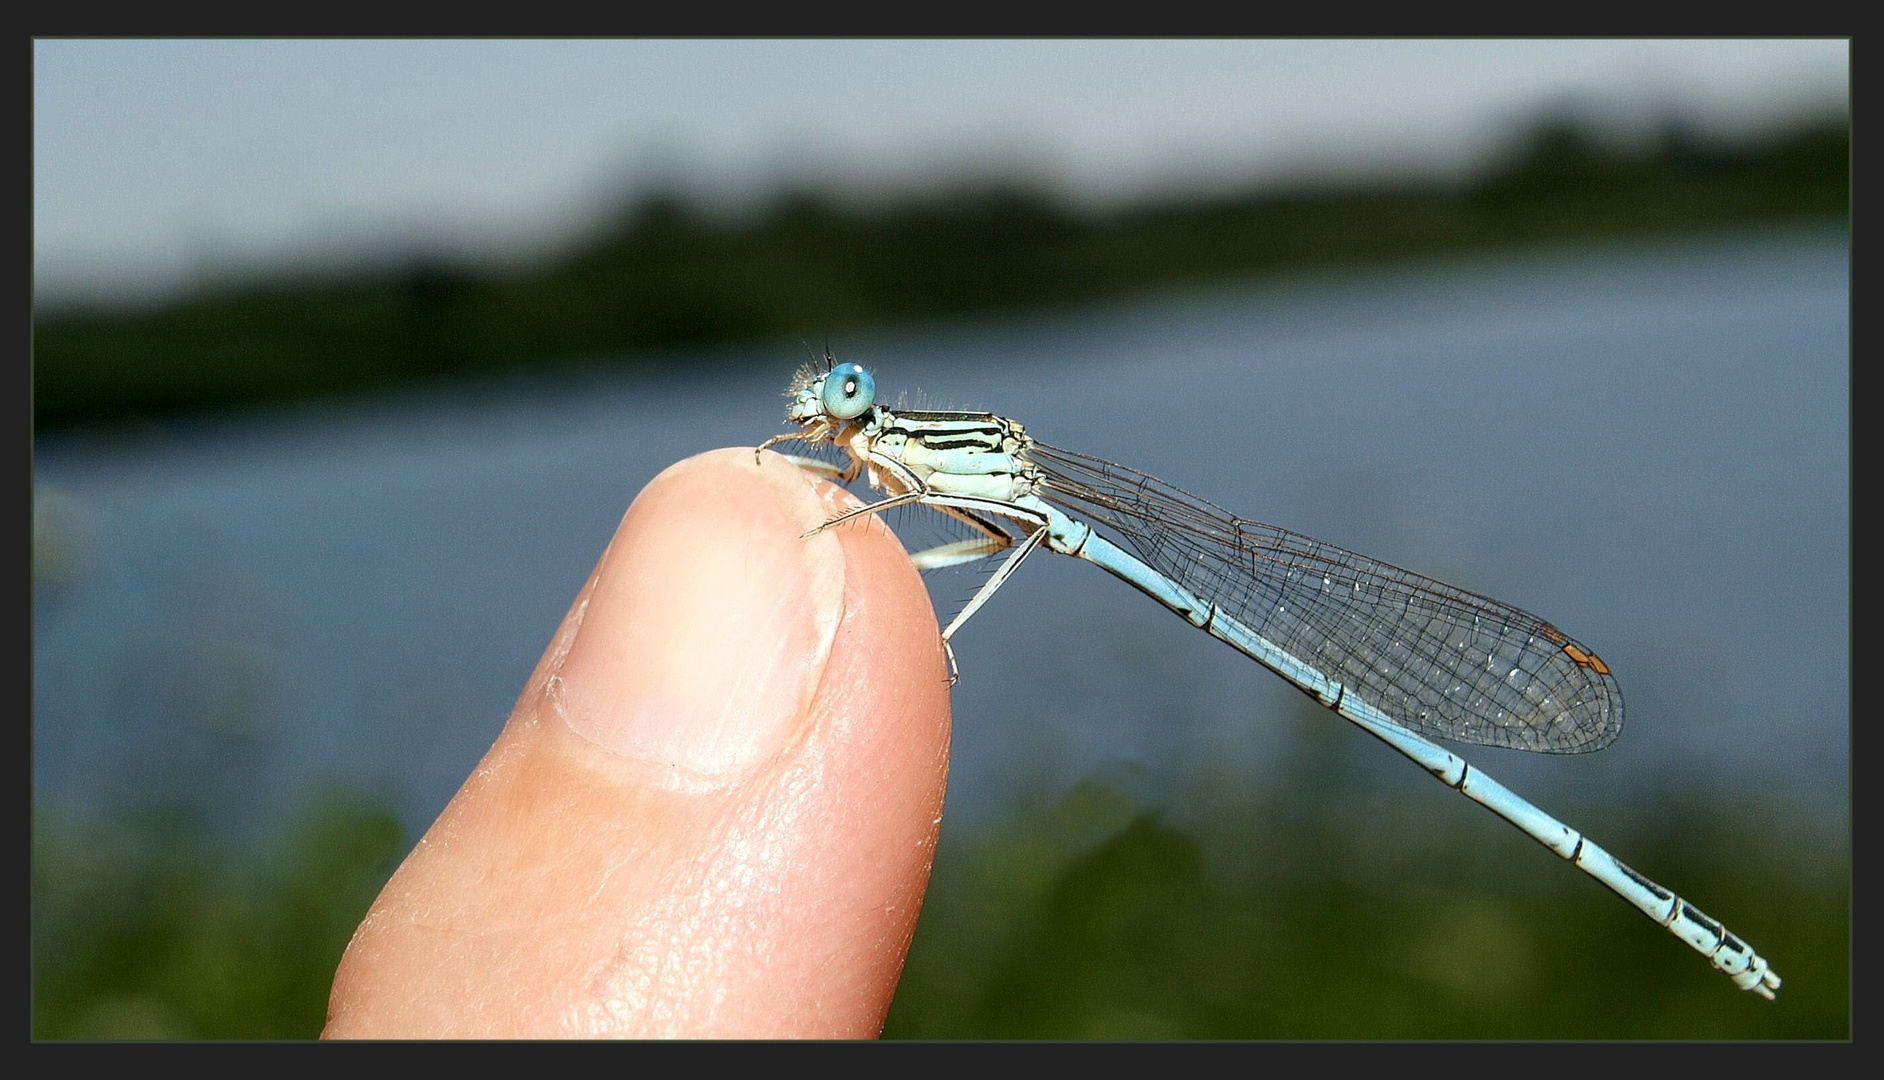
821, 362, 876, 420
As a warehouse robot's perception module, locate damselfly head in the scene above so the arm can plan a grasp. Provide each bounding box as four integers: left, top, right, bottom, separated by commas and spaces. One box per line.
785, 362, 825, 408
783, 358, 877, 427
820, 362, 876, 420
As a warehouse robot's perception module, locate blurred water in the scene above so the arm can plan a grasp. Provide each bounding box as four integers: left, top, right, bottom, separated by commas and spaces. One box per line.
33, 227, 1849, 851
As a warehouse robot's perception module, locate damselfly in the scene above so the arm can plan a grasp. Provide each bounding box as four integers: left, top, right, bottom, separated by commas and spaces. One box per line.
758, 355, 1780, 998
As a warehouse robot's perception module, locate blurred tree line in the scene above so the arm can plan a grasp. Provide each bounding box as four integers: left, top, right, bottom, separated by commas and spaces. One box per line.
33, 115, 1848, 430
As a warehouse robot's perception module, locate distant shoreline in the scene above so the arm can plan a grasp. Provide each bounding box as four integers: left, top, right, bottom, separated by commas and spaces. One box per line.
33, 117, 1848, 431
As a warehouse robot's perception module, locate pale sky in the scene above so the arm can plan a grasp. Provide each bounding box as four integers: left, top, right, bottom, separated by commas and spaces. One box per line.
33, 39, 1848, 307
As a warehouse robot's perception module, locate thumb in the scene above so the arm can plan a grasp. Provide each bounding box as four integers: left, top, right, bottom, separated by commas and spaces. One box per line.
323, 447, 951, 1038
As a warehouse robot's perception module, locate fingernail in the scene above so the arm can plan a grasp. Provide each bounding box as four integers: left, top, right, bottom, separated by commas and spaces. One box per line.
552, 451, 846, 784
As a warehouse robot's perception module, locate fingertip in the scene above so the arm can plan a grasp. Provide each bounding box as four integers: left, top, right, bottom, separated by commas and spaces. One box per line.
551, 448, 854, 784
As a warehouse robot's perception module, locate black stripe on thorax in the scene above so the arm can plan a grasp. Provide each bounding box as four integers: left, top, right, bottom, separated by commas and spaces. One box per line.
895, 409, 1005, 424
883, 413, 1015, 451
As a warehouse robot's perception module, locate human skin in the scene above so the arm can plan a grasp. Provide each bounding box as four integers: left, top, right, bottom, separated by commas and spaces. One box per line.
322, 448, 951, 1038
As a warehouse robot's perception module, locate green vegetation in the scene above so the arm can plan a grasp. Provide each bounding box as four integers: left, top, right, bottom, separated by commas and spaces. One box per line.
884, 726, 1850, 1040
31, 792, 404, 1040
31, 726, 1847, 1039
33, 116, 1848, 430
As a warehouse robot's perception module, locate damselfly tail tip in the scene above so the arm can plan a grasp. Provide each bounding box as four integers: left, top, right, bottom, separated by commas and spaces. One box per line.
1739, 966, 1779, 1000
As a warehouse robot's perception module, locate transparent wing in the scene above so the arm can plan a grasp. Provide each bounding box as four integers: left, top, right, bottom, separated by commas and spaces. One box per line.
1029, 443, 1623, 753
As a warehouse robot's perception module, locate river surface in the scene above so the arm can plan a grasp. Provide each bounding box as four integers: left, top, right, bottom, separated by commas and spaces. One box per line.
33, 227, 1849, 847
